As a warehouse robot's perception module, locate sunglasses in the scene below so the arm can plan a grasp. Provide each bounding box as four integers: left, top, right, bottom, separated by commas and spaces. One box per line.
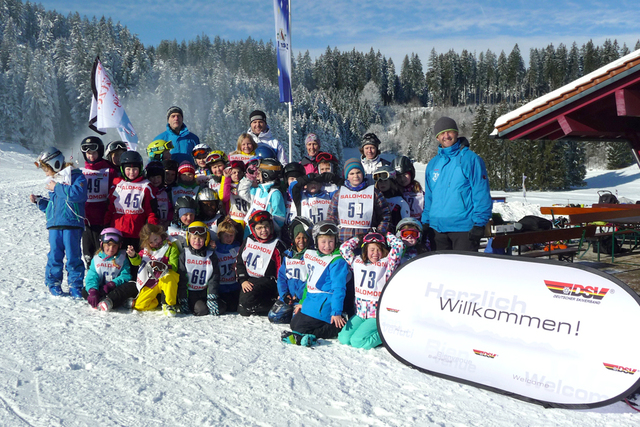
363, 232, 385, 244
399, 229, 420, 239
188, 226, 208, 236
373, 171, 393, 181
81, 143, 100, 153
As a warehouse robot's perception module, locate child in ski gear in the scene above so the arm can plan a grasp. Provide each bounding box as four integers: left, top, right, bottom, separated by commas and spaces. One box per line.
146, 139, 173, 162
315, 152, 341, 193
126, 223, 181, 316
163, 159, 179, 188
288, 221, 351, 339
31, 147, 88, 297
238, 158, 286, 235
215, 218, 242, 312
220, 160, 250, 231
269, 217, 313, 323
338, 231, 404, 349
393, 155, 424, 220
177, 222, 221, 316
145, 161, 172, 228
228, 133, 257, 164
360, 133, 390, 185
105, 140, 128, 168
84, 228, 133, 308
327, 158, 391, 243
104, 150, 158, 250
167, 196, 198, 249
290, 173, 337, 225
282, 162, 306, 240
192, 143, 212, 186
397, 217, 430, 263
373, 164, 410, 231
80, 136, 117, 267
236, 210, 286, 316
206, 150, 227, 192
196, 187, 225, 237
171, 161, 199, 202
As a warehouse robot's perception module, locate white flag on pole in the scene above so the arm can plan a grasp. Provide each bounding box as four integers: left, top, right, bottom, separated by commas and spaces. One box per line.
89, 57, 138, 150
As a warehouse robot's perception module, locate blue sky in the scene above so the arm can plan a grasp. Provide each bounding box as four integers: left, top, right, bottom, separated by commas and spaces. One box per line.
37, 0, 640, 67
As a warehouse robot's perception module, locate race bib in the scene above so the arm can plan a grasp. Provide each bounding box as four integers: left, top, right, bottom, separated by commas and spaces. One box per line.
82, 168, 110, 202
113, 181, 150, 215
242, 239, 278, 278
337, 186, 374, 229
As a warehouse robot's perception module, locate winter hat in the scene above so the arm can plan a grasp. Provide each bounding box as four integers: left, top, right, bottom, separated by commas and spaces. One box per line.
163, 159, 178, 172
178, 208, 195, 218
166, 106, 183, 121
360, 133, 381, 149
178, 161, 195, 175
344, 158, 364, 179
292, 223, 307, 240
249, 110, 267, 123
434, 116, 458, 137
305, 133, 320, 145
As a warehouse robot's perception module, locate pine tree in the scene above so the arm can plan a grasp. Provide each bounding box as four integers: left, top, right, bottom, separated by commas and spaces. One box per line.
606, 142, 635, 169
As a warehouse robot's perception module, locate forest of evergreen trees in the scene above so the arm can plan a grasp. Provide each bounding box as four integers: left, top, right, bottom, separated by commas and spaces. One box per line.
1, 0, 638, 191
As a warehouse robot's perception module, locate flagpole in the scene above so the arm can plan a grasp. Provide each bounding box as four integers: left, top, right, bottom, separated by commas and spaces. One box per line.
288, 1, 292, 163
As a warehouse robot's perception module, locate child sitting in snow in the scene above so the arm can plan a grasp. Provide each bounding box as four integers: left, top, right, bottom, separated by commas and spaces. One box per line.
338, 232, 404, 350
83, 228, 133, 309
236, 210, 286, 316
268, 217, 313, 324
215, 218, 242, 313
177, 221, 221, 316
284, 221, 351, 344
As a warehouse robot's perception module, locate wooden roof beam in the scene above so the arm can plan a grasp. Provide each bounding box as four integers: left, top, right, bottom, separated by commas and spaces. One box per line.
557, 115, 598, 135
615, 88, 640, 117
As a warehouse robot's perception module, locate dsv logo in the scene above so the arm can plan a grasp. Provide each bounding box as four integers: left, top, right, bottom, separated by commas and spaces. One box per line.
544, 280, 610, 300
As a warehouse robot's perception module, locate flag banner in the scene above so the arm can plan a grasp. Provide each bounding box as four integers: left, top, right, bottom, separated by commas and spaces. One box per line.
378, 252, 640, 408
89, 57, 138, 150
273, 0, 292, 103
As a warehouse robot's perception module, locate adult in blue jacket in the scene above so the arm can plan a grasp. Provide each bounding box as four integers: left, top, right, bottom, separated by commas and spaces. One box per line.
154, 106, 200, 165
421, 117, 492, 251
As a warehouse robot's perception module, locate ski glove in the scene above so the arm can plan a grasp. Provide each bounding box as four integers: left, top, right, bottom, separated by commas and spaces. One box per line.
103, 281, 117, 295
207, 294, 219, 316
179, 298, 190, 314
469, 226, 485, 242
87, 288, 100, 308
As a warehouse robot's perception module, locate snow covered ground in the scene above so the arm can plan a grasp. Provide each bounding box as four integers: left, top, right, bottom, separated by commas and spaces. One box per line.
0, 143, 638, 426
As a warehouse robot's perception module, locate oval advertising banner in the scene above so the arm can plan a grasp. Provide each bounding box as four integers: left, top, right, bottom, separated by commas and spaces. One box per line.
377, 252, 640, 408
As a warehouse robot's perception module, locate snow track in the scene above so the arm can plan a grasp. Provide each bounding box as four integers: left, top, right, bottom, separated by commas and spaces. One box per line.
0, 143, 638, 426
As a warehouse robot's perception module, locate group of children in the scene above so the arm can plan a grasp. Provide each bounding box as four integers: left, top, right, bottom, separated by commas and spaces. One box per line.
30, 130, 430, 349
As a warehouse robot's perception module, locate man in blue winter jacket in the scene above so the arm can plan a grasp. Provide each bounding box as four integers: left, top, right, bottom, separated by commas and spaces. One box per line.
154, 106, 200, 165
421, 117, 492, 251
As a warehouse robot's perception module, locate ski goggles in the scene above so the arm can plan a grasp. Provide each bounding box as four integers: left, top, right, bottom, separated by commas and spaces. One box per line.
373, 170, 394, 181
363, 232, 385, 245
399, 228, 420, 239
206, 152, 225, 164
193, 149, 209, 159
81, 143, 100, 153
316, 222, 338, 236
315, 152, 335, 163
188, 226, 208, 236
148, 145, 168, 155
100, 232, 122, 244
108, 141, 128, 152
250, 211, 272, 225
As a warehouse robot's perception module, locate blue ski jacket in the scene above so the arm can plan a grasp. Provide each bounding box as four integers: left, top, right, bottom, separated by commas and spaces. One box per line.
277, 249, 307, 301
37, 168, 88, 229
84, 250, 133, 292
300, 249, 351, 323
421, 138, 492, 233
154, 123, 200, 165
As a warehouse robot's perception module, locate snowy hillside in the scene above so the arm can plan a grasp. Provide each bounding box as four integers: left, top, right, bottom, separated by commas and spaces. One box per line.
0, 143, 638, 426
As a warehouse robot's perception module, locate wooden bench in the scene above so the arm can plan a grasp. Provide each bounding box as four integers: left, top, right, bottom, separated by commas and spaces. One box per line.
491, 226, 596, 262
583, 228, 640, 262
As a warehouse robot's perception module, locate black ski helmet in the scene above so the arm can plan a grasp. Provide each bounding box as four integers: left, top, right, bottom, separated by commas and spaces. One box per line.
80, 136, 105, 162
392, 155, 415, 181
284, 162, 305, 180
259, 158, 282, 182
145, 161, 165, 186
119, 151, 144, 180
173, 195, 198, 219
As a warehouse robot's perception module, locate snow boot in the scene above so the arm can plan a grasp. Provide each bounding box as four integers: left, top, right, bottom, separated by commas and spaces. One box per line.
162, 304, 177, 317
49, 285, 64, 296
69, 287, 83, 299
281, 330, 317, 347
98, 298, 113, 312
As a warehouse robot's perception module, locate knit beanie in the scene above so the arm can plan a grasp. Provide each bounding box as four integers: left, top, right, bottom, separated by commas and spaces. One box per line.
178, 208, 195, 218
344, 158, 364, 179
249, 110, 267, 123
292, 223, 307, 240
167, 106, 183, 121
178, 161, 195, 175
360, 133, 381, 149
434, 116, 459, 137
305, 133, 320, 145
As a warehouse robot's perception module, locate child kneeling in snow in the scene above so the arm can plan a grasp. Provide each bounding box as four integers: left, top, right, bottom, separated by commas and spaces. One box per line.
83, 228, 133, 309
177, 221, 221, 316
285, 221, 351, 343
338, 231, 404, 349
